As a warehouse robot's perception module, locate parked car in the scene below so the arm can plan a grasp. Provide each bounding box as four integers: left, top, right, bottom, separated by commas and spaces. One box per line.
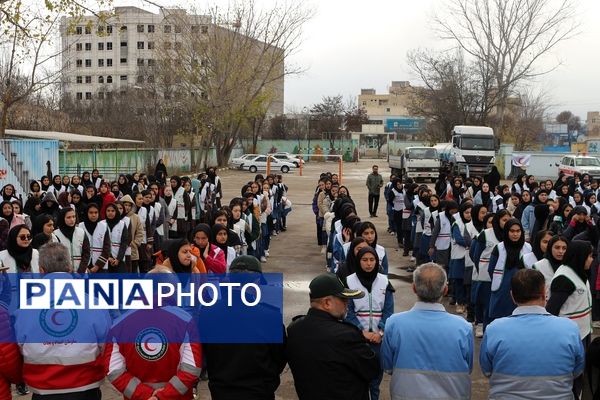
242, 155, 296, 173
271, 152, 305, 167
556, 155, 600, 178
230, 154, 260, 169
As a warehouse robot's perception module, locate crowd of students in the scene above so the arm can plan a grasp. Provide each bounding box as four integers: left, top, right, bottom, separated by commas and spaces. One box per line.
311, 166, 600, 399
0, 163, 293, 398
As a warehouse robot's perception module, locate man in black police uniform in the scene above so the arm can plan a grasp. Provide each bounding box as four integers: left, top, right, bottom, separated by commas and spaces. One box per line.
286, 273, 380, 400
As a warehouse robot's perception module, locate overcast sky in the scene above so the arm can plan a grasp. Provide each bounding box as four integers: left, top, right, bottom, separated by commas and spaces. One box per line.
119, 0, 600, 121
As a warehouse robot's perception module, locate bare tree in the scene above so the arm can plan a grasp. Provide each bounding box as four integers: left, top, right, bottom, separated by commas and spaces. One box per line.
0, 14, 65, 136
153, 1, 312, 166
435, 0, 577, 134
505, 89, 548, 151
310, 95, 345, 152
406, 49, 494, 142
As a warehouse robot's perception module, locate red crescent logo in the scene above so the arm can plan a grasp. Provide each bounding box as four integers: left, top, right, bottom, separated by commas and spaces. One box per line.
50, 311, 64, 326
143, 338, 157, 352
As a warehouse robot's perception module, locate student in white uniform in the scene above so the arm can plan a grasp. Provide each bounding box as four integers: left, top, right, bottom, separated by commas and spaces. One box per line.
78, 203, 111, 273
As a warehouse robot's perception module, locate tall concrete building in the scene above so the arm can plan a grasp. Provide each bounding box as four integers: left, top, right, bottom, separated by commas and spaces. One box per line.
60, 6, 283, 115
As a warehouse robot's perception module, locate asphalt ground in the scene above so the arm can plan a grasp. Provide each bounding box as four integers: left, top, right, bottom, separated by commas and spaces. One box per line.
13, 159, 518, 400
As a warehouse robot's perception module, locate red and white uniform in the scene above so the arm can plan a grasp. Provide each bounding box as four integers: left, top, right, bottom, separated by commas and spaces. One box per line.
0, 306, 22, 400
103, 306, 202, 400
13, 282, 111, 396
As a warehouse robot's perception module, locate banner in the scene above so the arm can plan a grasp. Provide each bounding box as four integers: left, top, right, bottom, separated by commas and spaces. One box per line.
511, 154, 531, 168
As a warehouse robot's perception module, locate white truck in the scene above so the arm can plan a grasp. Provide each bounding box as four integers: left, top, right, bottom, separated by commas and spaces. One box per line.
435, 125, 498, 177
389, 147, 440, 182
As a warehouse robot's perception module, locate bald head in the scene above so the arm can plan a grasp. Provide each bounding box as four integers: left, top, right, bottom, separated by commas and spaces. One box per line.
413, 263, 448, 303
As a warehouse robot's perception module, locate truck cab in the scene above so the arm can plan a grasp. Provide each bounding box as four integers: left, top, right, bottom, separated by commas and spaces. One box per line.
438, 126, 498, 177
389, 147, 440, 182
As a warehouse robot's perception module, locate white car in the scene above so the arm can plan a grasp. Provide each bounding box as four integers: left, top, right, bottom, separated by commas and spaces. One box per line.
556, 155, 600, 178
271, 152, 304, 167
242, 155, 296, 173
230, 154, 260, 169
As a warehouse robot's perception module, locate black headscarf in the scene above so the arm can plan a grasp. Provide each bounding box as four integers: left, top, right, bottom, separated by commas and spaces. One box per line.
563, 240, 592, 283
211, 223, 228, 253
83, 203, 100, 234
0, 201, 13, 225
458, 202, 472, 224
355, 246, 380, 293
31, 214, 54, 250
471, 204, 486, 232
192, 223, 212, 259
356, 221, 378, 247
51, 175, 63, 193
480, 184, 491, 207
492, 209, 511, 242
444, 200, 459, 220
532, 230, 551, 260
171, 176, 182, 193
166, 239, 192, 274
81, 172, 92, 188
57, 207, 77, 240
7, 224, 33, 272
105, 203, 121, 230
502, 218, 525, 270
544, 235, 568, 272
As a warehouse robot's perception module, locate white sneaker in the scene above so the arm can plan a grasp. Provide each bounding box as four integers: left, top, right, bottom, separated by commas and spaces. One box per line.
264, 250, 270, 257
410, 257, 416, 262
320, 246, 326, 255
475, 324, 484, 338
260, 256, 267, 263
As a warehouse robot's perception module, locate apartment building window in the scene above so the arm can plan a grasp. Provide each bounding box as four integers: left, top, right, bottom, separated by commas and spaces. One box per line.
174, 25, 182, 33
107, 59, 112, 67
137, 75, 143, 84
98, 76, 104, 84
107, 75, 113, 83
85, 76, 91, 83
137, 24, 144, 33
147, 41, 154, 50
98, 92, 104, 99
107, 25, 113, 34
85, 59, 91, 67
120, 58, 127, 64
76, 76, 83, 84
75, 26, 82, 35
362, 101, 366, 106
137, 58, 144, 66
147, 59, 155, 66
164, 25, 171, 33
97, 26, 104, 34
85, 92, 92, 100
137, 41, 144, 49
85, 26, 91, 34
98, 42, 104, 51
106, 42, 113, 50
76, 43, 82, 51
98, 59, 104, 67
85, 43, 91, 51
120, 41, 127, 47
76, 59, 83, 68
386, 108, 390, 112
201, 25, 208, 34
76, 92, 83, 100
191, 25, 199, 33
174, 42, 182, 50
120, 75, 127, 81
148, 24, 155, 33
120, 26, 127, 32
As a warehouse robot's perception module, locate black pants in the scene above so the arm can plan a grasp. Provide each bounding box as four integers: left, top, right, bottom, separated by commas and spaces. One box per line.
33, 388, 101, 400
368, 194, 380, 216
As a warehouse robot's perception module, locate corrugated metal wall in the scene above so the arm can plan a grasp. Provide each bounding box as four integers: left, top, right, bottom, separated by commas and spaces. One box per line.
0, 139, 59, 197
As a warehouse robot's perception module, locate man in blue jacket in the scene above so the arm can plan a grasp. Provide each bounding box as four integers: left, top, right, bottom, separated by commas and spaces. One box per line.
381, 263, 473, 399
480, 268, 584, 399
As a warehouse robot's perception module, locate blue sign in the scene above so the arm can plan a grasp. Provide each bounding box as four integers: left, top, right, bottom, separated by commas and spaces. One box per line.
385, 118, 425, 133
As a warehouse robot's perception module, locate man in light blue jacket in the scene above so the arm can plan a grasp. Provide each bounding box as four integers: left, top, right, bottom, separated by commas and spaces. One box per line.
381, 263, 473, 399
480, 268, 584, 399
